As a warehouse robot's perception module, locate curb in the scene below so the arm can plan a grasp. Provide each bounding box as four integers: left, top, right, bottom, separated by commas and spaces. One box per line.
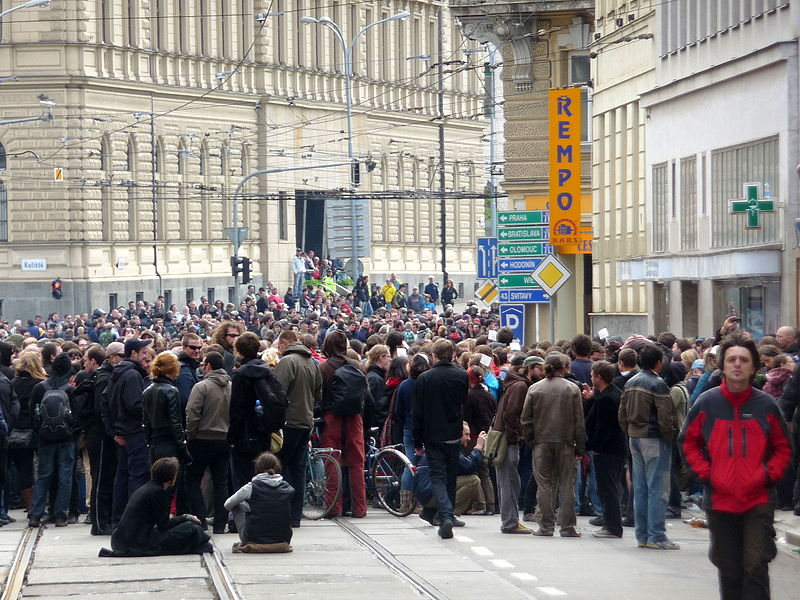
688, 507, 800, 549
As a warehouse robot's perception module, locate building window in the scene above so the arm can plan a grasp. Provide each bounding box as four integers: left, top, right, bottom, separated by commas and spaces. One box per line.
279, 191, 288, 240
0, 141, 6, 171
185, 288, 194, 304
207, 287, 215, 305
100, 136, 112, 171
711, 136, 779, 249
135, 291, 144, 303
164, 289, 172, 308
680, 156, 697, 250
568, 53, 592, 143
652, 162, 669, 253
0, 180, 7, 242
109, 293, 118, 312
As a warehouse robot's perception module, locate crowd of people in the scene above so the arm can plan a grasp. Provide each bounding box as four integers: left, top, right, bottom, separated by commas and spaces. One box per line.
0, 280, 798, 596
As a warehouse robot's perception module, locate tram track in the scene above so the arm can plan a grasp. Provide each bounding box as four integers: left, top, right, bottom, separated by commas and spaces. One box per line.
0, 525, 240, 600
334, 517, 455, 600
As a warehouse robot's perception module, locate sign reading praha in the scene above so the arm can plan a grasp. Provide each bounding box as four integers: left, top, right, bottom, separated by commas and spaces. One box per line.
549, 88, 581, 247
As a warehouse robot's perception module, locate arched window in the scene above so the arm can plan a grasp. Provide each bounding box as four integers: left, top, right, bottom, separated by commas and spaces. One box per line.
199, 140, 208, 176
100, 135, 112, 171
240, 143, 250, 176
0, 142, 6, 171
125, 135, 136, 171
177, 139, 189, 175
0, 180, 7, 242
155, 137, 165, 172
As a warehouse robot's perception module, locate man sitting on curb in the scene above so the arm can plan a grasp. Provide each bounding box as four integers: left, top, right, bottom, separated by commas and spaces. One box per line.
413, 424, 488, 526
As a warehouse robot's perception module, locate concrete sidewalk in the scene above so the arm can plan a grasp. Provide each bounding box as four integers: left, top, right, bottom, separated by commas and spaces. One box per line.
773, 509, 800, 549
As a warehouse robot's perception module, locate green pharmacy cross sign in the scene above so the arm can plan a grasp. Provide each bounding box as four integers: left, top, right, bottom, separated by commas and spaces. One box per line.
729, 183, 774, 229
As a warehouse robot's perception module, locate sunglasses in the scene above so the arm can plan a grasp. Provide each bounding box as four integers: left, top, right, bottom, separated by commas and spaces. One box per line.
226, 333, 238, 338
115, 353, 125, 358
187, 344, 203, 351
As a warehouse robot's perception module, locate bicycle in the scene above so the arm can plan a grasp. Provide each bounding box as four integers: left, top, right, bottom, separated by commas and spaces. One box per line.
302, 421, 343, 520
364, 431, 416, 517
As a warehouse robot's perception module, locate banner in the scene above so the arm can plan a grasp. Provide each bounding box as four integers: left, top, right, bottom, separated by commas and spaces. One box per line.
549, 88, 582, 247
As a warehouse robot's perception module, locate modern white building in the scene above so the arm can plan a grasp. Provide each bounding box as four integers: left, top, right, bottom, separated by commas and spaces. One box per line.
622, 0, 798, 338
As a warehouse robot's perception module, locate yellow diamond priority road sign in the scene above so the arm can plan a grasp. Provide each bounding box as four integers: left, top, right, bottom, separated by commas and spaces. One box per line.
474, 280, 499, 305
530, 254, 571, 296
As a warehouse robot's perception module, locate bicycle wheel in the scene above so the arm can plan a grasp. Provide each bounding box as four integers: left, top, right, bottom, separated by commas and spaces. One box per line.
302, 451, 342, 519
371, 448, 414, 517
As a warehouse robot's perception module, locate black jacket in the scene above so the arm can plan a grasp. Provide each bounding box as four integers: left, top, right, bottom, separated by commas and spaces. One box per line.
11, 372, 39, 430
441, 286, 457, 306
110, 480, 206, 556
585, 384, 626, 456
93, 360, 115, 439
367, 365, 388, 428
412, 361, 467, 447
227, 358, 286, 451
0, 372, 18, 432
142, 377, 190, 462
779, 360, 800, 423
108, 360, 149, 436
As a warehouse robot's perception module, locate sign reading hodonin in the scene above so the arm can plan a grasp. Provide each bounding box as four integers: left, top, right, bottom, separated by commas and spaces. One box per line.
549, 88, 581, 247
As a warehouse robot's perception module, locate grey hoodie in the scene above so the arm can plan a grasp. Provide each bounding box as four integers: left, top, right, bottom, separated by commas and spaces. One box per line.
274, 342, 322, 429
185, 368, 231, 441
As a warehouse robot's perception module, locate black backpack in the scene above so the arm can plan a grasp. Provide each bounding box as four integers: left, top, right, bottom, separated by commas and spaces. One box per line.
38, 382, 73, 442
253, 374, 288, 435
327, 362, 367, 416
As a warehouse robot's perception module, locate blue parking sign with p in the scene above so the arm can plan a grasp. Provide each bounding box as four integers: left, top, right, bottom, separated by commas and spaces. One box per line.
500, 304, 525, 344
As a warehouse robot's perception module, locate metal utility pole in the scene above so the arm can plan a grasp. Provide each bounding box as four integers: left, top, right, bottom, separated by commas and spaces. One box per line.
438, 6, 448, 290
149, 96, 162, 296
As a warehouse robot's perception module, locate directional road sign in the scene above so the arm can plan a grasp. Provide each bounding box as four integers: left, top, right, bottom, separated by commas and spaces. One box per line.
530, 253, 572, 296
498, 257, 543, 273
498, 288, 550, 304
497, 273, 540, 289
499, 304, 525, 343
477, 237, 498, 279
497, 210, 549, 226
498, 241, 552, 257
497, 225, 549, 241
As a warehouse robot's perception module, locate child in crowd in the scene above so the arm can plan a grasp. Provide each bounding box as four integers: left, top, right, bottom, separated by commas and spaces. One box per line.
225, 451, 294, 553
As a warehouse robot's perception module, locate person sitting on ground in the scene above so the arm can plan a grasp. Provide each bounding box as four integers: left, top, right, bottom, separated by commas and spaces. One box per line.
413, 425, 488, 526
100, 457, 211, 557
224, 451, 294, 553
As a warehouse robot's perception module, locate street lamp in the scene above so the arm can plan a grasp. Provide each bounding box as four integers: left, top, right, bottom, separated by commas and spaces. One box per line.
301, 10, 410, 276
0, 95, 54, 126
0, 0, 51, 19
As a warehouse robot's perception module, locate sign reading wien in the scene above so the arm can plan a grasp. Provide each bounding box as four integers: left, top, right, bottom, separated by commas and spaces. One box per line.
549, 88, 581, 247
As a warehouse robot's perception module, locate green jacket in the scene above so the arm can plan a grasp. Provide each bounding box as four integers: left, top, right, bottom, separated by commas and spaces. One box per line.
274, 343, 322, 429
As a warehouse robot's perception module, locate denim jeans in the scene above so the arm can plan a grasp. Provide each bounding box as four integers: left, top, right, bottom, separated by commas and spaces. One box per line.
426, 441, 460, 524
629, 437, 672, 544
31, 441, 75, 519
401, 429, 414, 491
496, 443, 521, 531
293, 272, 306, 298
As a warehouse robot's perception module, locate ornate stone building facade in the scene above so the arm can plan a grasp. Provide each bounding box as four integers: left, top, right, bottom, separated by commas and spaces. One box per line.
0, 0, 485, 319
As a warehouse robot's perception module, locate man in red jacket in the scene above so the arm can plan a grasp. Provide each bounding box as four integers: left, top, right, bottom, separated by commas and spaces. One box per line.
680, 332, 792, 600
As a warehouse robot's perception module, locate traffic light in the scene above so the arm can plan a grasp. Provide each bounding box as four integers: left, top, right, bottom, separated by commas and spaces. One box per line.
241, 257, 252, 284
51, 278, 62, 300
230, 256, 243, 279
230, 256, 253, 283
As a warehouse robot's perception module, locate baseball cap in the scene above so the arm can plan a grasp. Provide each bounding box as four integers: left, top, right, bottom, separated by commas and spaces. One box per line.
523, 356, 545, 368
106, 341, 125, 357
709, 345, 720, 356
124, 337, 152, 356
691, 358, 705, 371
510, 354, 526, 367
